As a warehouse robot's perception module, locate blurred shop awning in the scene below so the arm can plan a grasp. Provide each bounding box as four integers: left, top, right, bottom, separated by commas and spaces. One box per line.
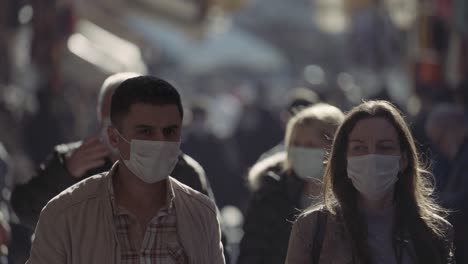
124, 13, 288, 75
77, 0, 249, 41
67, 20, 148, 75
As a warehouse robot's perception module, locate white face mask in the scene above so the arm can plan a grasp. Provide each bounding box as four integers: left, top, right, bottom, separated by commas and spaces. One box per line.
347, 154, 400, 201
116, 130, 180, 183
100, 118, 119, 156
288, 147, 326, 181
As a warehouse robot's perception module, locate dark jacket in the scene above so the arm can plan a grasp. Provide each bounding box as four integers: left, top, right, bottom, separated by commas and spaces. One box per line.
441, 137, 468, 264
441, 137, 468, 210
11, 141, 215, 229
237, 165, 306, 264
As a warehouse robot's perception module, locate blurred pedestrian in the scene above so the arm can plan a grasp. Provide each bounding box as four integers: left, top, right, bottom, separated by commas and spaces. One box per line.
182, 100, 239, 209
0, 143, 32, 264
30, 0, 75, 92
237, 103, 344, 264
408, 85, 453, 192
27, 75, 225, 263
0, 0, 10, 85
233, 84, 283, 173
11, 73, 215, 229
0, 210, 9, 264
286, 100, 454, 264
453, 80, 468, 114
258, 87, 320, 161
426, 103, 468, 264
0, 144, 11, 264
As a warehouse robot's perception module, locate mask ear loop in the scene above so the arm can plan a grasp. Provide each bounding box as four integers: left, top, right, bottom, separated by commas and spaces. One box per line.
113, 129, 131, 162
113, 128, 131, 144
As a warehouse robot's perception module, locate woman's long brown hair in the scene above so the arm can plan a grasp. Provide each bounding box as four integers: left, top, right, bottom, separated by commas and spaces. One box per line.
322, 100, 451, 263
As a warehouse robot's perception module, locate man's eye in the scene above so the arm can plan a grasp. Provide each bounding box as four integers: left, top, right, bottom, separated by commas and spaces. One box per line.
140, 129, 152, 135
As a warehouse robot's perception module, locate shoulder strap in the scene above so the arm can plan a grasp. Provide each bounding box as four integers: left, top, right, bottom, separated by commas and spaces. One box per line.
311, 210, 328, 264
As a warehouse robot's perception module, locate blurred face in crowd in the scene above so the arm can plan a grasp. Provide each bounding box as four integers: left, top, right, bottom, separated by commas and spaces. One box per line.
109, 103, 182, 160
291, 124, 328, 149
427, 127, 465, 161
424, 104, 468, 161
287, 122, 329, 181
285, 104, 344, 182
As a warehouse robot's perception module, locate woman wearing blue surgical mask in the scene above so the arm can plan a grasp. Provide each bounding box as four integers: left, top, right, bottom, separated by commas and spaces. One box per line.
237, 103, 344, 264
286, 100, 455, 264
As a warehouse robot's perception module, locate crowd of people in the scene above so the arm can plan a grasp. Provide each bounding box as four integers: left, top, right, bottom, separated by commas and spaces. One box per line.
0, 0, 468, 264
0, 72, 465, 263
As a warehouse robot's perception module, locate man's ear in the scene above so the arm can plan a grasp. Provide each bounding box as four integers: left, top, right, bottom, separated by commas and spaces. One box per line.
108, 126, 119, 148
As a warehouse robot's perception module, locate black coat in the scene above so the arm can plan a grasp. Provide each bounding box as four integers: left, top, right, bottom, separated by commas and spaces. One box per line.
237, 166, 306, 264
442, 137, 468, 264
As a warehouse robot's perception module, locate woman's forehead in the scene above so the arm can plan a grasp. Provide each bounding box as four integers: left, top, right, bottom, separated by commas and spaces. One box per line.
293, 123, 321, 137
291, 124, 330, 146
348, 117, 399, 142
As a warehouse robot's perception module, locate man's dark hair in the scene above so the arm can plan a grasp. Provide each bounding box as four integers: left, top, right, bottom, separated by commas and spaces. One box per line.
110, 75, 183, 128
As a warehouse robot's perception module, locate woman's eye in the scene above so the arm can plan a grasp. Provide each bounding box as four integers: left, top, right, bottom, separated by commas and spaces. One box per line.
352, 145, 365, 151
379, 146, 394, 151
163, 128, 176, 137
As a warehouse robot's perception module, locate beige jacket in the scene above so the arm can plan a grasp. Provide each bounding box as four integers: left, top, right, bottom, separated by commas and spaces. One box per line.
285, 209, 453, 264
285, 209, 353, 264
26, 164, 225, 264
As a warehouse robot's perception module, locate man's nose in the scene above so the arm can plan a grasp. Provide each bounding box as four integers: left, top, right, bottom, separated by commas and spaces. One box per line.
151, 131, 166, 142
367, 146, 377, 155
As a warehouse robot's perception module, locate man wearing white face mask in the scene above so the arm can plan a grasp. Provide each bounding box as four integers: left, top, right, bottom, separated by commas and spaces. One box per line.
27, 76, 226, 264
11, 73, 216, 231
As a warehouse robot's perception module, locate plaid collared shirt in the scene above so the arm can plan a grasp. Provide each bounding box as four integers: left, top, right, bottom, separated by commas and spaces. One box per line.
109, 176, 187, 264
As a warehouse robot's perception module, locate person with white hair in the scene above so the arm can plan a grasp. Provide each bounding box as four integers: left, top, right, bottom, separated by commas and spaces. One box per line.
238, 103, 344, 264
